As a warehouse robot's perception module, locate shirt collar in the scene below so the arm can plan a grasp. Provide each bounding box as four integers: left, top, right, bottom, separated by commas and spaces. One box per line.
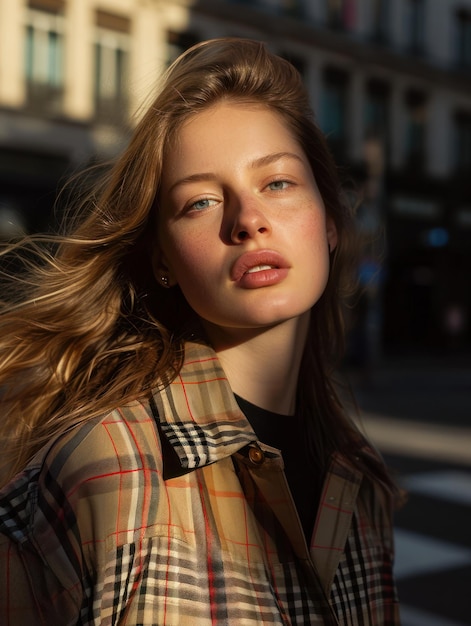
151, 339, 257, 470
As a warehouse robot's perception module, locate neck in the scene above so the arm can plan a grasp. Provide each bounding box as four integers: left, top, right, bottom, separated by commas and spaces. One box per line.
202, 313, 310, 415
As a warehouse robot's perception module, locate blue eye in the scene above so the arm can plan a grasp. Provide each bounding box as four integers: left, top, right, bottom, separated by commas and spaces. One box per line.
268, 180, 289, 191
191, 198, 216, 211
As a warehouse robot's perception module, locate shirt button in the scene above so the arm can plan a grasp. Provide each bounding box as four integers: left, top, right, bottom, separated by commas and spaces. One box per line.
248, 446, 265, 465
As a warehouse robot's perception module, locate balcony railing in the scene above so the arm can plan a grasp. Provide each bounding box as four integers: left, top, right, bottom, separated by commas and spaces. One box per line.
94, 96, 129, 126
25, 82, 64, 117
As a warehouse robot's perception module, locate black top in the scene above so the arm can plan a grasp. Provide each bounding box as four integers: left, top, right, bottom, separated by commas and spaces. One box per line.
235, 394, 318, 542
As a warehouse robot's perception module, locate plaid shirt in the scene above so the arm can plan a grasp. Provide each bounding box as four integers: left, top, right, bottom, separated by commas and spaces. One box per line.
0, 340, 400, 625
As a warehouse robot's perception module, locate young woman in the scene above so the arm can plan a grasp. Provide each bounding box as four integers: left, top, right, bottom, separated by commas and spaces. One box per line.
0, 38, 400, 625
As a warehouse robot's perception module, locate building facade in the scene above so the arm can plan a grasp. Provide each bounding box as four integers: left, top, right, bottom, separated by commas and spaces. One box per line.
1, 0, 470, 355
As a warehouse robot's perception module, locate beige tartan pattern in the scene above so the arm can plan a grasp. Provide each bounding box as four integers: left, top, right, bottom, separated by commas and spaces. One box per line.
0, 340, 400, 625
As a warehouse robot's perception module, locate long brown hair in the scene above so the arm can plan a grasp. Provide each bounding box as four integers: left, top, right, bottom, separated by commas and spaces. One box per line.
0, 38, 388, 490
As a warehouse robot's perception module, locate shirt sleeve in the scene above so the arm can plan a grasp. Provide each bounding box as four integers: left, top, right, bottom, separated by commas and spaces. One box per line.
0, 466, 83, 626
0, 401, 166, 625
0, 533, 82, 625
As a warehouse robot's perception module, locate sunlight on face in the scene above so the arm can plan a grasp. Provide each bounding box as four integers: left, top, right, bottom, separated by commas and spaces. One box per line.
156, 102, 337, 337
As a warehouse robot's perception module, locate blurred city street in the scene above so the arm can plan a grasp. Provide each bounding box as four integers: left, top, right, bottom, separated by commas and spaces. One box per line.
1, 0, 470, 622
350, 356, 471, 626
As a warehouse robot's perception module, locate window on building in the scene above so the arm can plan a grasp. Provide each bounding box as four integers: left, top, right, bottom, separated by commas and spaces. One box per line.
364, 79, 390, 155
404, 90, 427, 168
456, 9, 471, 68
404, 0, 425, 54
94, 11, 130, 123
454, 112, 471, 174
226, 0, 262, 8
167, 31, 200, 67
371, 0, 390, 42
321, 68, 349, 159
326, 0, 356, 31
24, 0, 65, 114
227, 0, 306, 13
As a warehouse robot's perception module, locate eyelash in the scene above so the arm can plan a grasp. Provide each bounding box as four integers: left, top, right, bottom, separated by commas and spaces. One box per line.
188, 198, 218, 211
186, 178, 293, 212
268, 179, 291, 191
191, 199, 209, 210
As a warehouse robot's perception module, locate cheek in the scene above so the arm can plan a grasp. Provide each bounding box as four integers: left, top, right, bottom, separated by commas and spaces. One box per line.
298, 210, 328, 250
164, 232, 210, 281
298, 213, 330, 279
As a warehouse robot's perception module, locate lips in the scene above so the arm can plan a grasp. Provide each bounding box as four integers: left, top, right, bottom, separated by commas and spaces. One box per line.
246, 264, 274, 274
230, 250, 289, 282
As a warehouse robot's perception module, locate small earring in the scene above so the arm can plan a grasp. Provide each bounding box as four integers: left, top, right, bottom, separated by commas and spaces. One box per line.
160, 275, 169, 287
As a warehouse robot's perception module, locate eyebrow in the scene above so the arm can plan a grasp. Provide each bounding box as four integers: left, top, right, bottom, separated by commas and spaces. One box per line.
167, 151, 305, 193
249, 151, 305, 170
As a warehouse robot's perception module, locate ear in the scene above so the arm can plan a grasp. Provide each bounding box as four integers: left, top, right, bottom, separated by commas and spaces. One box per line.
326, 216, 338, 253
151, 249, 178, 288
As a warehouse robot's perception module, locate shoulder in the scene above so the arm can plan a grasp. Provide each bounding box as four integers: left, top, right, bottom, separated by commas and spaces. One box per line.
48, 398, 162, 482
329, 439, 396, 543
0, 398, 166, 618
0, 397, 163, 543
354, 443, 397, 553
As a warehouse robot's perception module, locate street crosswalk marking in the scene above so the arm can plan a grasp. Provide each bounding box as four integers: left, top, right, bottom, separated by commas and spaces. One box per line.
355, 412, 471, 465
392, 467, 471, 625
393, 527, 471, 579
404, 470, 471, 506
400, 603, 470, 626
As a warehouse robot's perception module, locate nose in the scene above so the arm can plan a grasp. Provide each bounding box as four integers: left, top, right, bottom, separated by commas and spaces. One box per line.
229, 194, 271, 243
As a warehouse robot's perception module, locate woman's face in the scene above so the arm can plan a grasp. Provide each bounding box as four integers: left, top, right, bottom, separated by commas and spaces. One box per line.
156, 101, 337, 336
